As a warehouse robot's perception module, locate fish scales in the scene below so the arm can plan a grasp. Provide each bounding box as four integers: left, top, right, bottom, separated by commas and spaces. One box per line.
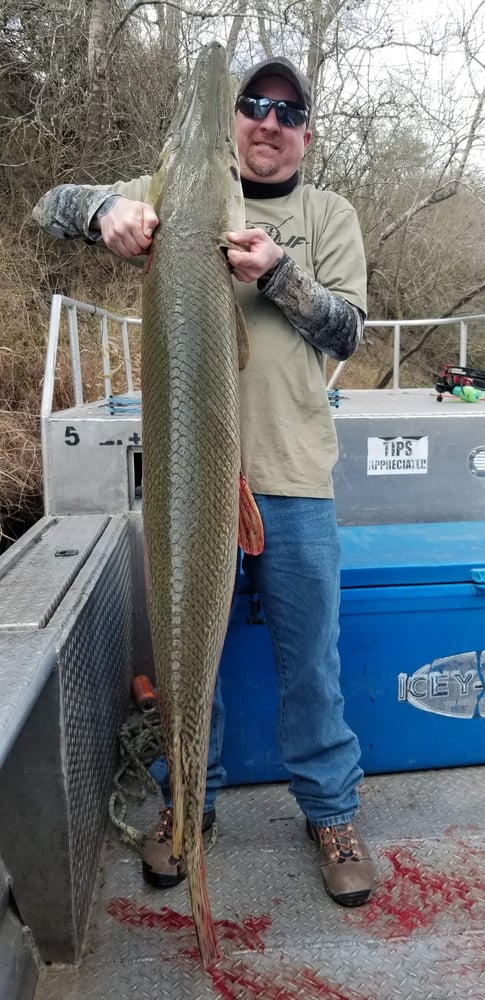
141, 41, 245, 968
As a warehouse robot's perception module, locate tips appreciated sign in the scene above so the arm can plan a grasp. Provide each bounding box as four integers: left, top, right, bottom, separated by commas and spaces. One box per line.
367, 435, 428, 476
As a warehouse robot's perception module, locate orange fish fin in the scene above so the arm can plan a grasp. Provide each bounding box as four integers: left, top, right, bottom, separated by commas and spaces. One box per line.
238, 472, 264, 555
186, 834, 220, 969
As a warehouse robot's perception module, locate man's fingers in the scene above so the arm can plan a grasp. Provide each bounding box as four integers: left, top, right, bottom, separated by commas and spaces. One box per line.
227, 247, 250, 267
105, 226, 148, 257
117, 232, 150, 257
100, 199, 158, 258
142, 205, 158, 239
228, 235, 283, 283
227, 252, 257, 283
225, 230, 246, 244
226, 227, 264, 246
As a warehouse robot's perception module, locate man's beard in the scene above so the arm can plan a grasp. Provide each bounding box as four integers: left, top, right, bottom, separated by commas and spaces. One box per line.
245, 147, 280, 177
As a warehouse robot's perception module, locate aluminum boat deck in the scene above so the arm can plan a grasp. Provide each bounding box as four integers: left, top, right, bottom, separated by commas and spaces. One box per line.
35, 767, 485, 1000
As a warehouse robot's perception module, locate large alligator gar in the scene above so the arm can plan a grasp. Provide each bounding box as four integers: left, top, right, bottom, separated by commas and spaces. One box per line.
141, 41, 254, 968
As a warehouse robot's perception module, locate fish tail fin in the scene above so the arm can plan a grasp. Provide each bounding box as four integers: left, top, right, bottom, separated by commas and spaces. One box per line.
186, 834, 220, 969
238, 472, 264, 555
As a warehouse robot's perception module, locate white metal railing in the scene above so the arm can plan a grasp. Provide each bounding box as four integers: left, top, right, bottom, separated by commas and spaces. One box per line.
40, 295, 142, 513
327, 313, 485, 391
41, 294, 142, 421
42, 295, 485, 409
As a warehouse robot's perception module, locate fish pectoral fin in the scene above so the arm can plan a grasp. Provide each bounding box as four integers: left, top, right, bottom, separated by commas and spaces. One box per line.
235, 300, 250, 370
238, 472, 264, 555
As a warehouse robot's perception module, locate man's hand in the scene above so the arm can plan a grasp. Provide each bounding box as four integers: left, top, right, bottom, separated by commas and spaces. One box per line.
96, 198, 159, 257
226, 228, 284, 283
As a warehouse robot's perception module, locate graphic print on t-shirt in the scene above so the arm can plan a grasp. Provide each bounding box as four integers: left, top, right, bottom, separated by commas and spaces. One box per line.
247, 214, 309, 250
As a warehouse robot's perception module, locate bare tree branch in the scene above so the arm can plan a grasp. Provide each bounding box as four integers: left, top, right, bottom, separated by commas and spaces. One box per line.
226, 0, 248, 65
107, 0, 223, 61
77, 0, 110, 182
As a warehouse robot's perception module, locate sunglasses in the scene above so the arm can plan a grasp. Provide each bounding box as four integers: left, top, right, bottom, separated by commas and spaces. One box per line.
236, 95, 308, 128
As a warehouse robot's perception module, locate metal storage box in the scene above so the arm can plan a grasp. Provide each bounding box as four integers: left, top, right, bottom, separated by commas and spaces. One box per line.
219, 521, 485, 784
332, 389, 485, 525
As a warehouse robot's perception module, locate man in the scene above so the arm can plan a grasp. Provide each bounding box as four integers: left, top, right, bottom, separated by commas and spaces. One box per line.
33, 55, 375, 908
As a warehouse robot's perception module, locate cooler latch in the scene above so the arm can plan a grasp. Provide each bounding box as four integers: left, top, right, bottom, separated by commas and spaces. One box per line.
471, 567, 485, 591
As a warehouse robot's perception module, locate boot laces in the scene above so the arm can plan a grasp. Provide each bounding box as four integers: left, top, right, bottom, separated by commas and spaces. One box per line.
152, 806, 217, 854
154, 806, 174, 842
319, 823, 360, 861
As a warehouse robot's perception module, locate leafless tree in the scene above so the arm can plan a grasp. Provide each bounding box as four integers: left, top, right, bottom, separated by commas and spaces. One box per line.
1, 0, 485, 379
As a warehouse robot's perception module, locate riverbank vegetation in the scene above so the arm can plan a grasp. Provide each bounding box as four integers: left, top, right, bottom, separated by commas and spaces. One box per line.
1, 0, 485, 545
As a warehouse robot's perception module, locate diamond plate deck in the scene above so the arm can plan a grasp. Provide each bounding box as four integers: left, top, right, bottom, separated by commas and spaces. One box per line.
35, 767, 485, 1000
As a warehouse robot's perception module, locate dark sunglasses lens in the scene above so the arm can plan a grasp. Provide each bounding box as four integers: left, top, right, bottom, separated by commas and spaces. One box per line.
277, 104, 307, 127
237, 96, 306, 128
243, 97, 273, 120
237, 96, 261, 118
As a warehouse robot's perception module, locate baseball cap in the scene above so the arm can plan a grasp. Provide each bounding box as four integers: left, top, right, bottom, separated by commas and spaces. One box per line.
236, 56, 312, 115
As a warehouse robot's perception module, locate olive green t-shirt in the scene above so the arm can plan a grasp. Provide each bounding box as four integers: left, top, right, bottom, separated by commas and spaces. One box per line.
111, 176, 367, 498
236, 185, 366, 497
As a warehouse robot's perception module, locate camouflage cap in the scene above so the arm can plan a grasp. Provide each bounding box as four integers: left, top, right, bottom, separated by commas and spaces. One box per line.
236, 56, 312, 115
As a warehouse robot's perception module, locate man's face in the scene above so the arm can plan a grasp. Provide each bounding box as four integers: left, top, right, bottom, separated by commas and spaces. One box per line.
235, 75, 312, 184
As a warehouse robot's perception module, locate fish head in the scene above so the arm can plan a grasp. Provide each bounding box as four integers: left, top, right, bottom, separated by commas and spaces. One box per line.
149, 41, 245, 236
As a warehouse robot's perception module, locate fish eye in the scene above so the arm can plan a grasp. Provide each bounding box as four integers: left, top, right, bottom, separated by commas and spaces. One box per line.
230, 165, 240, 182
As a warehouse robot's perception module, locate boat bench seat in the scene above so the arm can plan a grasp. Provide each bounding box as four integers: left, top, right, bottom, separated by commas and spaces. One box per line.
0, 515, 133, 962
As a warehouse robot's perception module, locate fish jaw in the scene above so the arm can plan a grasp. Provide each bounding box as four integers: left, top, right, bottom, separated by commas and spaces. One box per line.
149, 42, 244, 239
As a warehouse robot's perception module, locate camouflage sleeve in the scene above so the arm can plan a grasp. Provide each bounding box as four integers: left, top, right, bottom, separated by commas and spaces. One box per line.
32, 175, 153, 242
32, 185, 120, 241
258, 254, 364, 361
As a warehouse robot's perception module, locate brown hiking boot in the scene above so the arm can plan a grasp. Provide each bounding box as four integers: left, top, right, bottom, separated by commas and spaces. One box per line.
306, 819, 375, 907
142, 806, 217, 888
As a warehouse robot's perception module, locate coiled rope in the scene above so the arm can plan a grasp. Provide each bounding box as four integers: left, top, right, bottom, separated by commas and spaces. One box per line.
109, 712, 163, 851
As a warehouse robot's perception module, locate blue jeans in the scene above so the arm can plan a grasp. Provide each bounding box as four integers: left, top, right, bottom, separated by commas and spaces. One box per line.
163, 496, 363, 827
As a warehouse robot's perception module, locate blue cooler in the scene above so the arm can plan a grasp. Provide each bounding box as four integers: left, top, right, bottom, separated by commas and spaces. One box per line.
219, 521, 485, 784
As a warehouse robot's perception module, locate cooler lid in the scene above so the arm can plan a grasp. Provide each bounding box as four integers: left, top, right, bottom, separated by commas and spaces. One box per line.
339, 521, 485, 588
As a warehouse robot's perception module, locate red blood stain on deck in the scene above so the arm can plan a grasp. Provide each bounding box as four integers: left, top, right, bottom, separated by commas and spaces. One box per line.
345, 843, 485, 938
107, 899, 270, 956
107, 900, 369, 999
